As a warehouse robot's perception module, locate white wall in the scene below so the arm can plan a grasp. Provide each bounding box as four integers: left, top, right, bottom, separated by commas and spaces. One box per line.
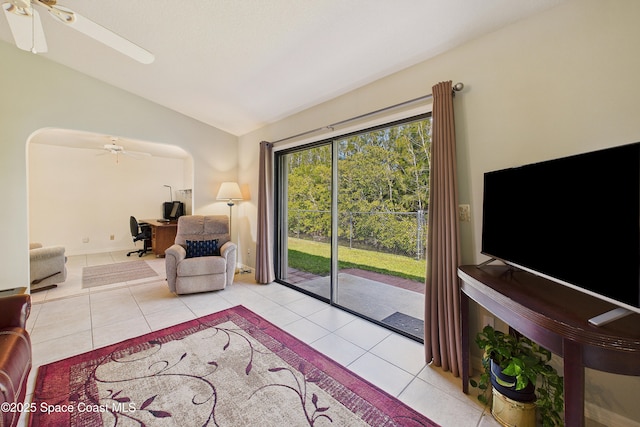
238, 0, 640, 423
0, 40, 239, 290
28, 143, 189, 255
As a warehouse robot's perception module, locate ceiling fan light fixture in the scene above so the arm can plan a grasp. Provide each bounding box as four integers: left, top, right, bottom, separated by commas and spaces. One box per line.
99, 137, 151, 162
104, 143, 124, 153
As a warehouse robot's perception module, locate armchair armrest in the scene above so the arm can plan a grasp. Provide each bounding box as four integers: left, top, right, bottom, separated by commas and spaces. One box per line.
219, 241, 237, 259
165, 244, 186, 292
219, 242, 238, 287
0, 294, 30, 329
30, 246, 66, 262
165, 244, 186, 262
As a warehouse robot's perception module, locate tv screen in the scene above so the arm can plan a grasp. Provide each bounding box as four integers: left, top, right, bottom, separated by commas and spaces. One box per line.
481, 142, 640, 315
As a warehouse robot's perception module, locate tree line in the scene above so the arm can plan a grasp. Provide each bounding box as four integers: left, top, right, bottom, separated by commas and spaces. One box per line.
286, 117, 432, 257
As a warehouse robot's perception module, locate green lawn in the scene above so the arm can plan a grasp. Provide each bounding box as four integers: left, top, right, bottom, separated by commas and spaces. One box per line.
287, 237, 426, 282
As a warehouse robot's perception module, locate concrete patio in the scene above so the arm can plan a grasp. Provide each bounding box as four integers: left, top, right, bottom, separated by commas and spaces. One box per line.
283, 269, 425, 339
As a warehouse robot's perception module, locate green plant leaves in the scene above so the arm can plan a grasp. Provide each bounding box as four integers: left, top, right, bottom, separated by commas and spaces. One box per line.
470, 326, 564, 426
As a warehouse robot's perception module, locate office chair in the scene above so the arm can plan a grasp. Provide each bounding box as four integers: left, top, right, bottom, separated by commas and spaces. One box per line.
127, 216, 152, 257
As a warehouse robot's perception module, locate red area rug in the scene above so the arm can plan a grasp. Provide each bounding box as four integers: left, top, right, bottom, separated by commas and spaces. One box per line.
31, 305, 438, 426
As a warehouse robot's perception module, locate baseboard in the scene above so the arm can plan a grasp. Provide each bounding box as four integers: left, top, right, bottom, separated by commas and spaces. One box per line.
67, 247, 134, 256
235, 264, 253, 275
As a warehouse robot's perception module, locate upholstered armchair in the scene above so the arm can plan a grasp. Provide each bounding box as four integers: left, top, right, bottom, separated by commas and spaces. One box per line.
29, 243, 67, 292
165, 215, 237, 294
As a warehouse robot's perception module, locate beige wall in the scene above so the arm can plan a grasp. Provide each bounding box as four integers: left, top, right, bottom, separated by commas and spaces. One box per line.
0, 41, 238, 290
238, 0, 640, 424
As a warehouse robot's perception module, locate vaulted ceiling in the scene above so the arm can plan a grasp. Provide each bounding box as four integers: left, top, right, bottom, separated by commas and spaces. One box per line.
1, 0, 565, 136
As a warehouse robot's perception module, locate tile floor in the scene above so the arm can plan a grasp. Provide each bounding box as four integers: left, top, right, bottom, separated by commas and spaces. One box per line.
22, 250, 500, 427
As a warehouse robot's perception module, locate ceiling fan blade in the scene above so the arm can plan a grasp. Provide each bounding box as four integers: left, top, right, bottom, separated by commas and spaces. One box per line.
122, 150, 151, 159
2, 2, 47, 52
35, 1, 154, 64
103, 142, 123, 151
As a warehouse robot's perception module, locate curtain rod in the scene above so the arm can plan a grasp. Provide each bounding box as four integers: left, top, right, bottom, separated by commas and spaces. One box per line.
271, 82, 464, 145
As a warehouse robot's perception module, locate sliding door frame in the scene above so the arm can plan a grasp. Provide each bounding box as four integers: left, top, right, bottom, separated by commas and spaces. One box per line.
274, 139, 333, 303
274, 113, 431, 341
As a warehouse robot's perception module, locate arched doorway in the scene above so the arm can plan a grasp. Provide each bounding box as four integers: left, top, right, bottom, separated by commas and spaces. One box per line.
27, 128, 193, 257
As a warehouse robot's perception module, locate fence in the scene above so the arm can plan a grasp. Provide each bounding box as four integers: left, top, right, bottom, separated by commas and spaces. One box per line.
288, 209, 427, 259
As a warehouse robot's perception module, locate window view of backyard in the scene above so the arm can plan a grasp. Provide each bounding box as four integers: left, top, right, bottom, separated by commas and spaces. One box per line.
276, 115, 432, 340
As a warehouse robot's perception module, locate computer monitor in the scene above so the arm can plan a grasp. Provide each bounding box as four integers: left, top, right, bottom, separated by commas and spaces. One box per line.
163, 201, 184, 220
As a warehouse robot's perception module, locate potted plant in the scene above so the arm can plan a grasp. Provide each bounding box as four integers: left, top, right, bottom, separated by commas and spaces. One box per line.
470, 325, 564, 427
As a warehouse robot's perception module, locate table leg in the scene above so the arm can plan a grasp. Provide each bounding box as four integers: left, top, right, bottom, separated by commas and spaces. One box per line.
563, 339, 585, 426
461, 291, 470, 394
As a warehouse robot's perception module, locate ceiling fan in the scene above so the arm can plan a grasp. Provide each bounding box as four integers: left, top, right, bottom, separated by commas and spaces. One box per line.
2, 0, 154, 63
100, 137, 151, 164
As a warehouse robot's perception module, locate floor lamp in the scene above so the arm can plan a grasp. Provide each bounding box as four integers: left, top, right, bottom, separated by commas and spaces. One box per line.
216, 182, 243, 240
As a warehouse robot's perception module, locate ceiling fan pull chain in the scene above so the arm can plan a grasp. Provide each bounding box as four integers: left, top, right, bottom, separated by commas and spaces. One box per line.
30, 1, 35, 53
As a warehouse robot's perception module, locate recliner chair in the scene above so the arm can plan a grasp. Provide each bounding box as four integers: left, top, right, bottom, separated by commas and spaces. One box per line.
127, 216, 152, 257
165, 215, 237, 294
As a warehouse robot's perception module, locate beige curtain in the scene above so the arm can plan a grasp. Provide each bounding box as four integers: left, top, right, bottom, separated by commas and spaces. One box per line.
424, 81, 462, 377
255, 141, 275, 284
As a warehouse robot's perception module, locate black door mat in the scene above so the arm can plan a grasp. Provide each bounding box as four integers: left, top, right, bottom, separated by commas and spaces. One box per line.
381, 312, 424, 337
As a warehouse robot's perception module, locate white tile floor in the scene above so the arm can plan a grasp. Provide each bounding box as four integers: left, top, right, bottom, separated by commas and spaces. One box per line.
23, 250, 500, 427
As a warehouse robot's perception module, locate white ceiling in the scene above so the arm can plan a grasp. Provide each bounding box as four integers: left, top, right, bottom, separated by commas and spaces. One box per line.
2, 0, 565, 137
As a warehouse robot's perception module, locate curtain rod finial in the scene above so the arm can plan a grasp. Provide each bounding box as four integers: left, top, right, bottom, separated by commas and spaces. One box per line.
453, 82, 464, 92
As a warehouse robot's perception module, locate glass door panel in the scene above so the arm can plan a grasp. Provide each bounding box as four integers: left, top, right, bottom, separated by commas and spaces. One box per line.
275, 144, 332, 301
335, 119, 429, 340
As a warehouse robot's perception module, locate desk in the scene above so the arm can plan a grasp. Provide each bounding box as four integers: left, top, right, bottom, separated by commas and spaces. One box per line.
458, 265, 640, 426
142, 220, 178, 257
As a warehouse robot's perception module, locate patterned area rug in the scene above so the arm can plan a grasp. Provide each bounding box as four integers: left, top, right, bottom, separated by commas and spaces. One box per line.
31, 306, 439, 426
82, 261, 159, 288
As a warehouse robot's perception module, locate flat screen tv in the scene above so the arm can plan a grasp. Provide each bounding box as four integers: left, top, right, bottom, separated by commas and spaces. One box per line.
481, 142, 640, 325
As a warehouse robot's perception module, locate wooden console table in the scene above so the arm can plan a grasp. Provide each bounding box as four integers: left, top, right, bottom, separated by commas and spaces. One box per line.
142, 219, 178, 257
458, 265, 640, 426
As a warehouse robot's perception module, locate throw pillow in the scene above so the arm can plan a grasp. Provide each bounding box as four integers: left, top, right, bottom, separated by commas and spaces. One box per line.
185, 239, 219, 258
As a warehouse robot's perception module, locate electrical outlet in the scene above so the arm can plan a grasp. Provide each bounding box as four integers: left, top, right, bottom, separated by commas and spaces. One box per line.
82, 237, 89, 243
458, 204, 471, 222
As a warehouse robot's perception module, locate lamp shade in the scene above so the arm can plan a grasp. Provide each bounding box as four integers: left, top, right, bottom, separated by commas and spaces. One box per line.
216, 182, 243, 201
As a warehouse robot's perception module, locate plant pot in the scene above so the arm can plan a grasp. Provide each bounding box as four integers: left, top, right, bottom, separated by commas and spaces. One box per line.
490, 359, 536, 402
491, 387, 536, 427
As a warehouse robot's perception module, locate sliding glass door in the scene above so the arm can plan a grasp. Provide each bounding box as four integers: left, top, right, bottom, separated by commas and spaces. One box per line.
275, 115, 431, 340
